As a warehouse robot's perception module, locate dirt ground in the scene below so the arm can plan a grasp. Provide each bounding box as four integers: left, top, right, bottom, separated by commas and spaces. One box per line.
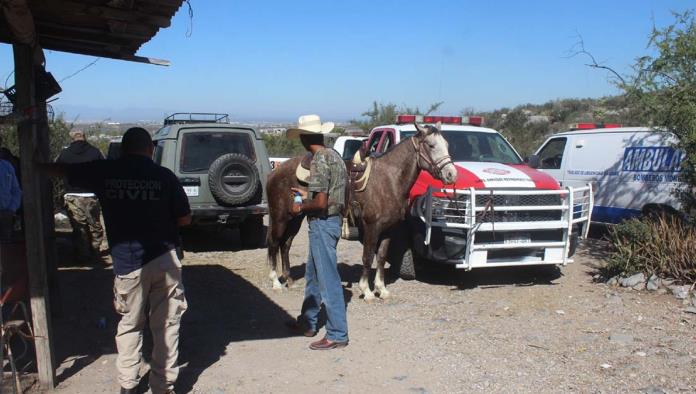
39, 223, 696, 393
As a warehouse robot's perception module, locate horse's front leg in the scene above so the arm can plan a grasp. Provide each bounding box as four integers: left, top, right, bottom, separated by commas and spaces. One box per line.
359, 225, 377, 302
374, 237, 391, 299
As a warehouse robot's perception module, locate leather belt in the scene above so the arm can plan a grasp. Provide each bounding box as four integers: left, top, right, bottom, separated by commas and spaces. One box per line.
307, 203, 343, 221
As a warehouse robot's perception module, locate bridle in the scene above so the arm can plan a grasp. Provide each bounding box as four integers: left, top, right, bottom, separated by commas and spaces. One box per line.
411, 134, 453, 181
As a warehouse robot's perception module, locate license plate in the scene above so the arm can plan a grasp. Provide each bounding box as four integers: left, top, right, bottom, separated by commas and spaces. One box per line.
504, 232, 531, 245
183, 186, 199, 197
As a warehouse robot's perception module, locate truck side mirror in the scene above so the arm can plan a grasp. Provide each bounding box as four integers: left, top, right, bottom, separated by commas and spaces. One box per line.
526, 154, 540, 169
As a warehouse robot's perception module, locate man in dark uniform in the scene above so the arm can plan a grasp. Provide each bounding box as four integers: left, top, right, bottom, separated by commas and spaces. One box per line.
284, 114, 349, 350
56, 129, 105, 262
41, 127, 191, 394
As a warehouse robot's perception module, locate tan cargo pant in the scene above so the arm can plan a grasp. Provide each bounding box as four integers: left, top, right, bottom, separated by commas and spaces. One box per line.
113, 250, 188, 393
64, 194, 104, 260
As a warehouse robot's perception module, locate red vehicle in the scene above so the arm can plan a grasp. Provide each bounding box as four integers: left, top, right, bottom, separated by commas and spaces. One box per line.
362, 115, 593, 274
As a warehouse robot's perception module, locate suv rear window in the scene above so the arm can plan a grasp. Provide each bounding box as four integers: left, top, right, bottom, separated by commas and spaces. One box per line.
180, 132, 255, 173
342, 139, 364, 160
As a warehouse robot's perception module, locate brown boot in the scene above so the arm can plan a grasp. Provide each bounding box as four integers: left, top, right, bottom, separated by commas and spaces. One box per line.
309, 337, 349, 350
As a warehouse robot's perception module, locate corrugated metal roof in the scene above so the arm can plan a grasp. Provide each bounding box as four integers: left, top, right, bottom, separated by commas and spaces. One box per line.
0, 0, 185, 65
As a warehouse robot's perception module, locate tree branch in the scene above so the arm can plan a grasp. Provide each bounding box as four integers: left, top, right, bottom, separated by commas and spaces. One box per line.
566, 33, 626, 85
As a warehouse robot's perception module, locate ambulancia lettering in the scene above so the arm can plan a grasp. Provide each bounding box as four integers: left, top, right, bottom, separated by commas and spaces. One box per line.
622, 147, 683, 172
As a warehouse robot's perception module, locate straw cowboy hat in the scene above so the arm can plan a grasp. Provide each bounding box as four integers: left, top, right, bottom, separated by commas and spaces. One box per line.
296, 165, 311, 184
286, 114, 335, 140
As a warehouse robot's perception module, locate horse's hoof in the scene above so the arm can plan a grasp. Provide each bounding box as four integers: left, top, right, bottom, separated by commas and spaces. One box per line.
363, 292, 376, 302
378, 289, 390, 299
272, 281, 283, 290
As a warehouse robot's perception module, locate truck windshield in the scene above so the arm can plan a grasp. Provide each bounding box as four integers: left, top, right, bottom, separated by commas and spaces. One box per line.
401, 130, 521, 164
180, 132, 255, 173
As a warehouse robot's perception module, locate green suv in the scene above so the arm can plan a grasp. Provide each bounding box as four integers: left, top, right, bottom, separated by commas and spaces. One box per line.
152, 113, 270, 246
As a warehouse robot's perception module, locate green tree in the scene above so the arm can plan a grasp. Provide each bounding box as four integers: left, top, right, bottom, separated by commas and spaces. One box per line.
1, 115, 73, 210
350, 101, 443, 132
1, 114, 72, 160
262, 133, 306, 157
621, 11, 696, 215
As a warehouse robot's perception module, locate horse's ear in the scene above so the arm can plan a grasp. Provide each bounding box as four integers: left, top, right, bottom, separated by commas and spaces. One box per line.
435, 121, 442, 132
414, 122, 429, 136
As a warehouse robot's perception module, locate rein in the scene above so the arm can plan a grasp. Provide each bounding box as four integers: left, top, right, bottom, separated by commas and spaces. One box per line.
411, 136, 453, 180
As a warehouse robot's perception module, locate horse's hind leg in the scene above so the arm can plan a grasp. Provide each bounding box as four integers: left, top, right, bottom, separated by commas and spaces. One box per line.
359, 227, 377, 301
374, 237, 391, 299
270, 259, 283, 289
280, 234, 295, 287
268, 219, 286, 290
281, 216, 303, 288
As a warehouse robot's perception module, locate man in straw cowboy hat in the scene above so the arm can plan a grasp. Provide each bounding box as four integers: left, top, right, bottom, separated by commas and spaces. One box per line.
285, 114, 350, 350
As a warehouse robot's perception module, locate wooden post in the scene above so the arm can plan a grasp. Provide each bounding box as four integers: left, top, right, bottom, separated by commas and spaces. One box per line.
36, 97, 62, 318
12, 43, 56, 389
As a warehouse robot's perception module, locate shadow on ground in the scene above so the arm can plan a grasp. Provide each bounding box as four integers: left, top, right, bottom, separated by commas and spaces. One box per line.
330, 259, 562, 292
180, 226, 267, 253
414, 263, 563, 290
53, 263, 294, 393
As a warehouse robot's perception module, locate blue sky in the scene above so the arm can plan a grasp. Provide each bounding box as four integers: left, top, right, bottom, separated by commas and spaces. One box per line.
0, 1, 691, 122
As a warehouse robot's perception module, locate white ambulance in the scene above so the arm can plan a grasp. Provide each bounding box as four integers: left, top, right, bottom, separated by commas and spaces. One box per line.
531, 124, 683, 224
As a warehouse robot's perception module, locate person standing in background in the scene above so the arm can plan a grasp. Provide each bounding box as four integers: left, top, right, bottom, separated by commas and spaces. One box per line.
56, 129, 105, 263
0, 156, 21, 239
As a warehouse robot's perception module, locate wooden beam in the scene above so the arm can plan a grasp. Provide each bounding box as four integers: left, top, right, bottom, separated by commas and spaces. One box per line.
36, 38, 170, 66
12, 43, 56, 390
36, 97, 63, 319
29, 0, 172, 28
35, 20, 156, 40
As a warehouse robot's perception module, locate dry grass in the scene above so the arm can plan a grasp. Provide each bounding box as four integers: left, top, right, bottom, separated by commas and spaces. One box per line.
606, 215, 696, 282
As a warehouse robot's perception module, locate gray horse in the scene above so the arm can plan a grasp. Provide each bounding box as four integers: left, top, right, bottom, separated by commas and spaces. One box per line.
352, 123, 457, 300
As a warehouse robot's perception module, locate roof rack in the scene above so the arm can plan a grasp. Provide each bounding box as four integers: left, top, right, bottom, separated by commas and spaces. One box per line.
163, 112, 230, 125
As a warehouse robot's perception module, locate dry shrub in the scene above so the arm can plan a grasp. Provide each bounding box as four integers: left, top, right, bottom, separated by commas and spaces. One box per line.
606, 215, 696, 281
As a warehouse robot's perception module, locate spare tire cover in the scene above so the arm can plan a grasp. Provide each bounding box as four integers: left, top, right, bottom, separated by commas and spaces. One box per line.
208, 153, 260, 206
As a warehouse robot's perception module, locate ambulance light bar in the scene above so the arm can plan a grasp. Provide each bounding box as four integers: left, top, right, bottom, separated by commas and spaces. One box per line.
571, 122, 622, 130
396, 115, 484, 126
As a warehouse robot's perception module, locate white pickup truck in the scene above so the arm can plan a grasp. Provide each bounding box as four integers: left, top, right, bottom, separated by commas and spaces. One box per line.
365, 115, 594, 271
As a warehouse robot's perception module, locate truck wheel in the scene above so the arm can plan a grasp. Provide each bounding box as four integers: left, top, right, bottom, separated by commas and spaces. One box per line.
209, 153, 260, 206
398, 249, 417, 280
239, 215, 266, 248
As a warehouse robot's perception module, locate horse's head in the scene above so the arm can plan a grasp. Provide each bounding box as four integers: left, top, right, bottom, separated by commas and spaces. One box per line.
413, 122, 458, 185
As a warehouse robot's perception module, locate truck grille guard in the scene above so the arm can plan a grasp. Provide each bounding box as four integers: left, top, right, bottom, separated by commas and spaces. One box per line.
419, 184, 594, 270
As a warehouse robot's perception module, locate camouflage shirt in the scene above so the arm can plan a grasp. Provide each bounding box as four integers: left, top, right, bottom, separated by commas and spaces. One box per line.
308, 148, 347, 216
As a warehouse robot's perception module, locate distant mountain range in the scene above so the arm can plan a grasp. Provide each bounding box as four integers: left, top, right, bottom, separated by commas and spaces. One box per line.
52, 104, 334, 124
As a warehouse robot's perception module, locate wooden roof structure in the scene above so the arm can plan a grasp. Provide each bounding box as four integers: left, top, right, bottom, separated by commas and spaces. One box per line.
0, 0, 185, 65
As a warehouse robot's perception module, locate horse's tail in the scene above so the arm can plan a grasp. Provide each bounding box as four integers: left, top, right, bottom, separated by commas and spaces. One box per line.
266, 216, 280, 271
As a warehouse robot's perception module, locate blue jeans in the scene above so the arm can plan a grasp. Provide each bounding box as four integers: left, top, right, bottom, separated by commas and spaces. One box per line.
300, 215, 348, 342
